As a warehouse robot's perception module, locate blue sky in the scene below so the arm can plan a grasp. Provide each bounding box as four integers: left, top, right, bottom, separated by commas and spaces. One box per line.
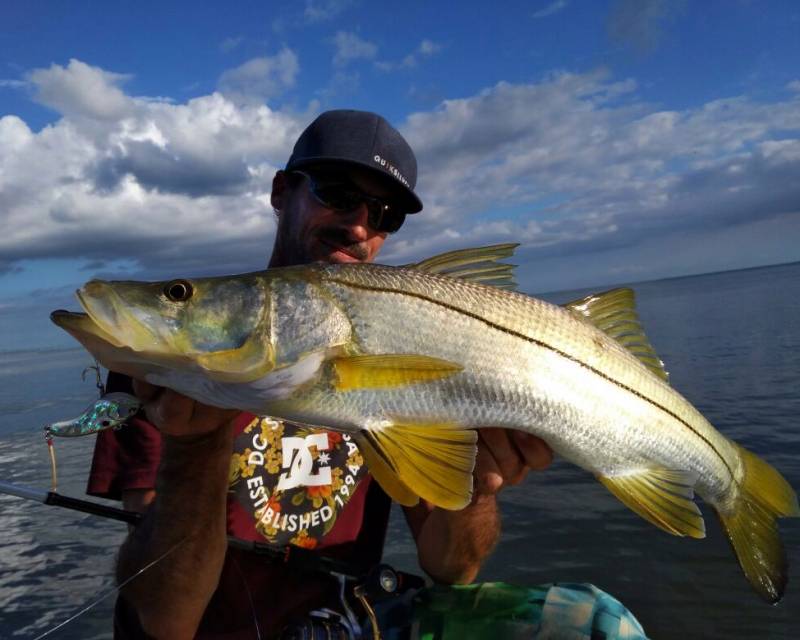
1, 0, 799, 350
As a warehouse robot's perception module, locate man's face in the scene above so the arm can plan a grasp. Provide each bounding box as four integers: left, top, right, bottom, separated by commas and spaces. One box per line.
270, 169, 398, 267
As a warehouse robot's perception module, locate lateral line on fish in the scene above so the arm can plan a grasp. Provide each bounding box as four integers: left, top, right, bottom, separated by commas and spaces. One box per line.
329, 278, 737, 484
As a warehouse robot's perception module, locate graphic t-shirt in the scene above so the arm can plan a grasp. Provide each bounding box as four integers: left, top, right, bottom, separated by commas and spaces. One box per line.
87, 373, 391, 637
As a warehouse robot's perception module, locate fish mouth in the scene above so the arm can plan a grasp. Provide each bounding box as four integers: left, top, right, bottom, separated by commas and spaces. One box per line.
51, 302, 191, 382
51, 281, 163, 362
50, 309, 126, 348
75, 281, 128, 340
50, 308, 145, 377
73, 280, 166, 354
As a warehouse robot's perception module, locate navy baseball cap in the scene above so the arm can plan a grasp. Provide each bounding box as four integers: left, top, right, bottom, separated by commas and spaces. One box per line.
285, 110, 423, 214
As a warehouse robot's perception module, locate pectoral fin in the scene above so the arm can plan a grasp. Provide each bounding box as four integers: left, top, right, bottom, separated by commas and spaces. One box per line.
196, 337, 274, 383
599, 468, 706, 538
358, 421, 477, 510
332, 354, 462, 391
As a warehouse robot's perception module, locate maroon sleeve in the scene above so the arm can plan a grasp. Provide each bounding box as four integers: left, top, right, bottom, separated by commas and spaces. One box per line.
86, 371, 162, 500
86, 416, 163, 500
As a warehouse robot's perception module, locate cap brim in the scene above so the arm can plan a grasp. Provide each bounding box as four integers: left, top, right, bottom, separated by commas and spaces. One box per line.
286, 158, 423, 214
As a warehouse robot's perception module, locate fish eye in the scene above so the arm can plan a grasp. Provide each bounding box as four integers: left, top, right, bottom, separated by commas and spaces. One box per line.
164, 279, 194, 302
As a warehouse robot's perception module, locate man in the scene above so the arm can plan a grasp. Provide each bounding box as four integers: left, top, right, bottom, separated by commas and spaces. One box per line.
89, 110, 552, 638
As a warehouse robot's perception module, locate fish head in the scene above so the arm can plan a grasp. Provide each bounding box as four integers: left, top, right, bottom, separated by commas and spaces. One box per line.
52, 273, 276, 384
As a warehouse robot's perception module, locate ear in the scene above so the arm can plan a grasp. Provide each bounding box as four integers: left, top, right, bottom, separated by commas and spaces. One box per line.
271, 170, 289, 212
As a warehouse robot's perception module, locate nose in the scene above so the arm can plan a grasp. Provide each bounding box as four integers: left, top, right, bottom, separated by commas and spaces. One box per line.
338, 202, 372, 241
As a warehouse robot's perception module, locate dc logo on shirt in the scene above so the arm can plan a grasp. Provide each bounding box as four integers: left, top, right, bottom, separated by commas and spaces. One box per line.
230, 418, 368, 548
276, 433, 332, 490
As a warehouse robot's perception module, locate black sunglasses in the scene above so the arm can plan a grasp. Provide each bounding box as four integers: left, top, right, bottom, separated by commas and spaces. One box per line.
292, 171, 406, 234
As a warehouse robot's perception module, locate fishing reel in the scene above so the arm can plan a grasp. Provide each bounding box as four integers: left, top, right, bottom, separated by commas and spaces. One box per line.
280, 564, 422, 640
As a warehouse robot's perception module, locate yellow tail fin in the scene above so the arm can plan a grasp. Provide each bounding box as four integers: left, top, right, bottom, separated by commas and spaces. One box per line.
718, 445, 800, 603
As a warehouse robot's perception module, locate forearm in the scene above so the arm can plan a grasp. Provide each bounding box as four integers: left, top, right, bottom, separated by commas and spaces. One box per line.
407, 494, 501, 584
117, 424, 233, 639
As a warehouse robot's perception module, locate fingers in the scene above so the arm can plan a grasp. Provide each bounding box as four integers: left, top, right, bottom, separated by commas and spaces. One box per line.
474, 439, 504, 495
152, 389, 196, 430
132, 378, 160, 403
131, 379, 239, 437
474, 429, 554, 496
512, 431, 554, 471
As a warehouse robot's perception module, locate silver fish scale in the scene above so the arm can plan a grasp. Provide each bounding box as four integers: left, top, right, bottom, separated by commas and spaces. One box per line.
267, 274, 351, 365
263, 264, 741, 507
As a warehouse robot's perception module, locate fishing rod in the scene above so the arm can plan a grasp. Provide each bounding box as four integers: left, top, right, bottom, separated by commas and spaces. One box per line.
31, 388, 399, 579
0, 479, 142, 524
0, 478, 394, 580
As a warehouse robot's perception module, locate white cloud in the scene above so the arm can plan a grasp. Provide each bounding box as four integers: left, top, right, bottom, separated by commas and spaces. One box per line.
386, 70, 800, 270
607, 0, 684, 53
0, 59, 310, 279
332, 31, 377, 68
418, 40, 441, 56
0, 79, 27, 89
376, 39, 442, 72
1, 60, 798, 295
304, 0, 353, 22
218, 48, 299, 103
317, 70, 361, 101
219, 36, 244, 53
787, 80, 800, 93
27, 59, 133, 120
532, 0, 569, 19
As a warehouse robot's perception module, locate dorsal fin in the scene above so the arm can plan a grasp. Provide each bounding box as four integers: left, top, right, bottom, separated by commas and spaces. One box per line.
563, 288, 670, 383
403, 244, 519, 290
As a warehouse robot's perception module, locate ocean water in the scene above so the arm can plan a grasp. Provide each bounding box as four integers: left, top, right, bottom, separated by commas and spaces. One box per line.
1, 262, 799, 639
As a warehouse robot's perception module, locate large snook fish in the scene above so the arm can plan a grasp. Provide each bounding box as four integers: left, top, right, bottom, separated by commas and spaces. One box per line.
51, 245, 798, 602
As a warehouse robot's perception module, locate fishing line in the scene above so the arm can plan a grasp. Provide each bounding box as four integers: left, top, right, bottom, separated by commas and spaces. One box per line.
229, 552, 263, 640
32, 537, 186, 640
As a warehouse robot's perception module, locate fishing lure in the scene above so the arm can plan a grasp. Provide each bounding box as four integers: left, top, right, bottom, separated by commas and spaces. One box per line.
44, 391, 141, 491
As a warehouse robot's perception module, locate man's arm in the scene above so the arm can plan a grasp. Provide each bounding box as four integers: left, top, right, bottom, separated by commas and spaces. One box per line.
404, 429, 552, 584
116, 382, 239, 639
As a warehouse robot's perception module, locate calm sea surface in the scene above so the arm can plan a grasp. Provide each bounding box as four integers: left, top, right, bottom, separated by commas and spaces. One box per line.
1, 263, 799, 639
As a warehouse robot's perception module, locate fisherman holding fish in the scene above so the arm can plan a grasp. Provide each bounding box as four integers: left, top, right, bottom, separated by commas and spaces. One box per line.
86, 110, 553, 638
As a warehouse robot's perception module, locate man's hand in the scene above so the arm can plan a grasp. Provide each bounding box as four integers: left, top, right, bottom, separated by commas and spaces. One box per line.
474, 429, 553, 496
119, 379, 239, 638
132, 379, 240, 437
406, 428, 552, 585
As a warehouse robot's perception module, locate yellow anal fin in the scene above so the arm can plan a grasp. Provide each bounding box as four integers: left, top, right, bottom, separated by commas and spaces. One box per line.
402, 243, 519, 290
332, 354, 462, 391
599, 468, 706, 539
353, 432, 419, 507
196, 337, 274, 383
718, 445, 800, 603
362, 421, 477, 510
563, 288, 669, 383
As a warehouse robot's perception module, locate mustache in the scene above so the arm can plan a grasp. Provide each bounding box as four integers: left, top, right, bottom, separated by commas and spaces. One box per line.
320, 229, 370, 260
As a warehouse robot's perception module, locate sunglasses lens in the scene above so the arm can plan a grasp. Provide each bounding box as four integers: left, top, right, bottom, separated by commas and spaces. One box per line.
301, 172, 406, 233
369, 207, 405, 233
313, 185, 361, 211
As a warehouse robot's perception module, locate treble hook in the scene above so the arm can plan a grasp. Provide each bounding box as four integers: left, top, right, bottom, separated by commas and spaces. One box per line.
81, 360, 105, 397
